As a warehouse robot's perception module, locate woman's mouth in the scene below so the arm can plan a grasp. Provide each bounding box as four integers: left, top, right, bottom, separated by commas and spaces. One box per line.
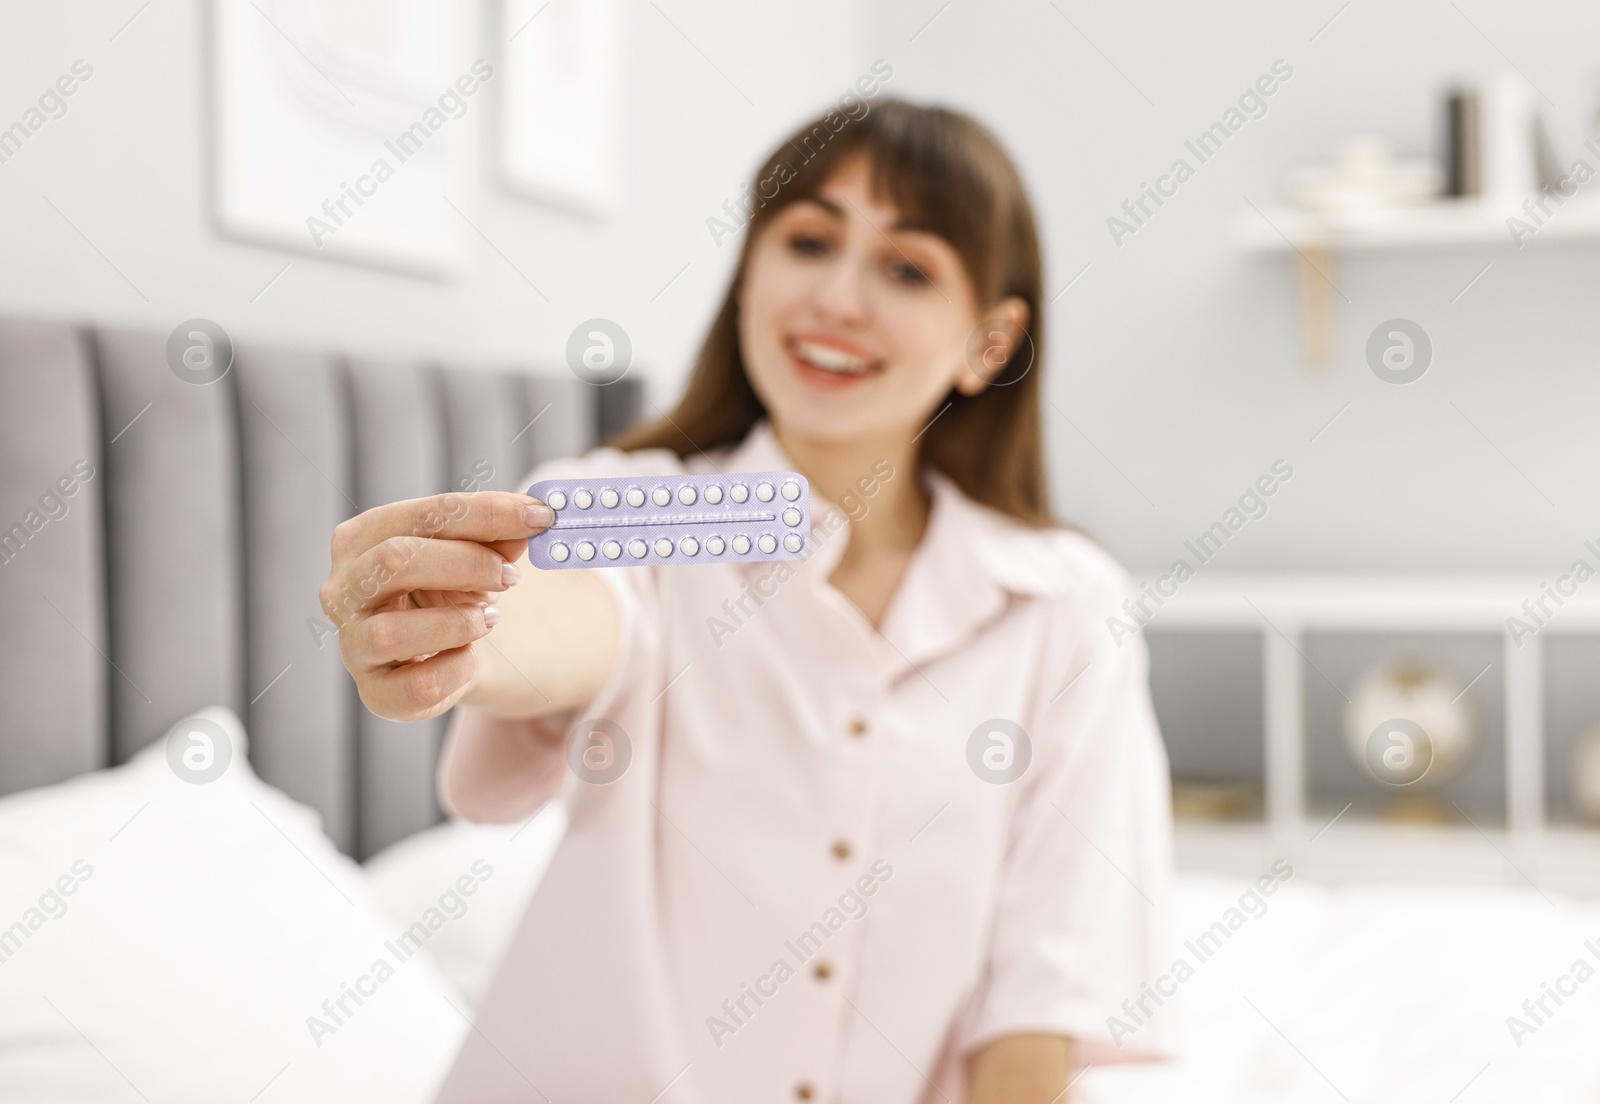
785, 336, 883, 389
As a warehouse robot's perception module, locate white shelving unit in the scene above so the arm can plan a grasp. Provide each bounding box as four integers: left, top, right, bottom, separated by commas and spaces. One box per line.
1140, 572, 1600, 899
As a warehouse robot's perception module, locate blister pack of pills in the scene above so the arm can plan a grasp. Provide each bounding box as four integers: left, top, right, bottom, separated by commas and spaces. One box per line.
526, 471, 811, 569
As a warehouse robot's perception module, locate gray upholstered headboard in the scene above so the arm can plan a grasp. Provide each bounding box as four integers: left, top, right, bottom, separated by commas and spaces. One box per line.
0, 315, 640, 858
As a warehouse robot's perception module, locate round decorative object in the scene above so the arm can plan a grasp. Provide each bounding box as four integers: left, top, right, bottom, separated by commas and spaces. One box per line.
1342, 658, 1477, 789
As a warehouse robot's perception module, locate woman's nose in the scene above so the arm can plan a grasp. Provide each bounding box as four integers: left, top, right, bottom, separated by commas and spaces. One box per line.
810, 255, 871, 326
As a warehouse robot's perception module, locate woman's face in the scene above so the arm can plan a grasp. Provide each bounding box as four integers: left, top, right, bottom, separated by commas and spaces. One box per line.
737, 152, 1027, 448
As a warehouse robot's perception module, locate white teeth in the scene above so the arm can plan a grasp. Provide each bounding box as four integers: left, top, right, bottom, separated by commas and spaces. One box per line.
793, 340, 873, 375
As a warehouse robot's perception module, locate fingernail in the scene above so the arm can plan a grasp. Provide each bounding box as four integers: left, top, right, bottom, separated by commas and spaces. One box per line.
523, 501, 554, 528
481, 603, 501, 628
501, 562, 521, 588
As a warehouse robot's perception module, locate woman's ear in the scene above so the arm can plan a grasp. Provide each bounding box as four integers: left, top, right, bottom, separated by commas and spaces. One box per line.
954, 296, 1031, 396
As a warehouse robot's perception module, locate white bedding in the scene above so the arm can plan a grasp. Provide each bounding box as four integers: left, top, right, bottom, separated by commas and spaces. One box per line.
0, 709, 466, 1104
2, 708, 1597, 1102
1076, 876, 1600, 1103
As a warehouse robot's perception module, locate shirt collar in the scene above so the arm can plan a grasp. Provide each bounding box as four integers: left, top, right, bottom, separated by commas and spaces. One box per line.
718, 420, 1069, 667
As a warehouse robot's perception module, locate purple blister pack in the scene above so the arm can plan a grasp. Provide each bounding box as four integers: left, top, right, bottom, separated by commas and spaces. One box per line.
526, 471, 811, 569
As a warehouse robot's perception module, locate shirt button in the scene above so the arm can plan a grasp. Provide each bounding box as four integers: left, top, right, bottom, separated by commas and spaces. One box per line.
831, 840, 852, 861
795, 1082, 815, 1100
813, 961, 833, 981
847, 717, 868, 738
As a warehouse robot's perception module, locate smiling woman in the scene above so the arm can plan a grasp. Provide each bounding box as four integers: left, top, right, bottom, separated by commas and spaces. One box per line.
616, 99, 1050, 527
328, 97, 1172, 1104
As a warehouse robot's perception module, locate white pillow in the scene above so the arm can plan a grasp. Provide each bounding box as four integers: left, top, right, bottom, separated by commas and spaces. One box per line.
0, 707, 466, 1104
363, 801, 568, 1011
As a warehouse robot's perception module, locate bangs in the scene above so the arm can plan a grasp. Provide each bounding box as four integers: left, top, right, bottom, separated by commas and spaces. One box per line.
613, 96, 1053, 528
751, 101, 1025, 306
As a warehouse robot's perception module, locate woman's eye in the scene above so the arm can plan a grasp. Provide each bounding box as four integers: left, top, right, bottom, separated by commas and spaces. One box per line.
889, 260, 931, 286
787, 233, 829, 256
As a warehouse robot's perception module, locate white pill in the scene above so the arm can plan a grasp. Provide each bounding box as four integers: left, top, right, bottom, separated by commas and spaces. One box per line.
547, 490, 567, 510
706, 536, 726, 555
730, 483, 749, 503
781, 480, 801, 501
600, 488, 619, 508
680, 536, 699, 556
782, 508, 801, 527
652, 486, 671, 507
783, 533, 802, 553
626, 488, 645, 508
704, 484, 724, 504
756, 481, 775, 502
731, 534, 751, 554
574, 489, 593, 509
628, 538, 648, 558
757, 533, 777, 553
602, 539, 622, 559
654, 537, 673, 557
550, 542, 570, 562
576, 541, 596, 561
678, 485, 697, 505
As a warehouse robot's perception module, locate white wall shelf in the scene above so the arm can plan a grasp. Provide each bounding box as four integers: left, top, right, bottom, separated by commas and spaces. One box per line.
1233, 198, 1600, 365
1232, 197, 1600, 254
1138, 573, 1600, 887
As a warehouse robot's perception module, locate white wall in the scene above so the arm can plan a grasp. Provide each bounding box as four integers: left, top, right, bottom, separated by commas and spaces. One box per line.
876, 0, 1600, 571
3, 0, 1597, 572
0, 0, 876, 398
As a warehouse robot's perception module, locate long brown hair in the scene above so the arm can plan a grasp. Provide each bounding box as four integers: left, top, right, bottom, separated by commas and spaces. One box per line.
611, 99, 1052, 526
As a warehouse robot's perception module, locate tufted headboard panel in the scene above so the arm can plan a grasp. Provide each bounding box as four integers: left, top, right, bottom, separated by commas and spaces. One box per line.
0, 315, 640, 857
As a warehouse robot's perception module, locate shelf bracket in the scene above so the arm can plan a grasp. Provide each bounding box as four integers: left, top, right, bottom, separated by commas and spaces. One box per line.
1294, 244, 1335, 368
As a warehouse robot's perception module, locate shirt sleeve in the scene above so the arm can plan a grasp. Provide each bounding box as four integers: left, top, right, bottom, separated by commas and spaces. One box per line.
435, 446, 676, 824
955, 551, 1175, 1066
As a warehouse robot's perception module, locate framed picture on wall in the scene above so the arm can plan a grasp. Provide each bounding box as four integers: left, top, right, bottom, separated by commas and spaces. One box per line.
497, 0, 624, 217
210, 0, 478, 276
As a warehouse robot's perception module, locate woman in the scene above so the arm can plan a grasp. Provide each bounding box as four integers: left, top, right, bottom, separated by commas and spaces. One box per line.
323, 100, 1172, 1103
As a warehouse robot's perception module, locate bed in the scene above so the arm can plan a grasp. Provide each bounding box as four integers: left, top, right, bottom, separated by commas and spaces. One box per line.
2, 315, 1597, 1102
0, 313, 639, 856
5, 710, 1597, 1103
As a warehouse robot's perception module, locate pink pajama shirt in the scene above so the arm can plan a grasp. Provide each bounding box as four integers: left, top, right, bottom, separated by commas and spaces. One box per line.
433, 420, 1172, 1103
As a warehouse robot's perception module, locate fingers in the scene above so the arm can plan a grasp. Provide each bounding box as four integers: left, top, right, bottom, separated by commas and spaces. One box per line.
321, 536, 518, 623
324, 489, 547, 721
357, 644, 479, 722
483, 537, 531, 565
342, 602, 499, 669
331, 491, 555, 565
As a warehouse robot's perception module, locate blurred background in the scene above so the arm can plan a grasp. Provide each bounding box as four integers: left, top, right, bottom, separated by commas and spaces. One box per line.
4, 2, 1600, 1101
4, 0, 1600, 566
